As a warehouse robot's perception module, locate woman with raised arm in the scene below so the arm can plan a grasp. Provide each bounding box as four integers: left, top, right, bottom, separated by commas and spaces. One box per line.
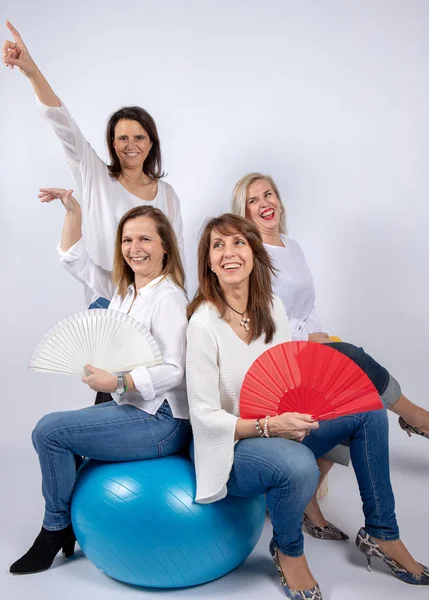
9, 189, 190, 576
2, 20, 186, 308
186, 214, 428, 598
231, 172, 429, 541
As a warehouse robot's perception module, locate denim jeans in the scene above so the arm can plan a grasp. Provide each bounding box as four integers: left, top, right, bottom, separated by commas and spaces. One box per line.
325, 342, 401, 408
32, 400, 191, 530
227, 408, 398, 557
322, 342, 401, 465
88, 297, 110, 310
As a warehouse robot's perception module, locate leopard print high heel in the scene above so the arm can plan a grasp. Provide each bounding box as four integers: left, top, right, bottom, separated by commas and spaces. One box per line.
269, 538, 323, 599
398, 417, 429, 439
355, 528, 429, 586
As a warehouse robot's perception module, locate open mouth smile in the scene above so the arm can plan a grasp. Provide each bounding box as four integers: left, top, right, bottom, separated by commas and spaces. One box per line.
260, 208, 275, 220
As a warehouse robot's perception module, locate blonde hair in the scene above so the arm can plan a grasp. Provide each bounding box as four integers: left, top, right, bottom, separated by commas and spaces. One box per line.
113, 206, 185, 297
231, 172, 287, 234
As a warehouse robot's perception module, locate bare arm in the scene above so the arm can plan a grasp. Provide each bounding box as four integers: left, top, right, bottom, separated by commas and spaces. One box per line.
38, 188, 82, 249
3, 20, 60, 107
235, 413, 319, 442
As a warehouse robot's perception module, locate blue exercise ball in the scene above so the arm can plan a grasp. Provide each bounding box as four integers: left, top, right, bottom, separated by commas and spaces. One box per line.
71, 456, 266, 588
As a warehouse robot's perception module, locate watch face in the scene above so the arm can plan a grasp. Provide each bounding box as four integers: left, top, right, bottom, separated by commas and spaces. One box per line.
116, 375, 125, 395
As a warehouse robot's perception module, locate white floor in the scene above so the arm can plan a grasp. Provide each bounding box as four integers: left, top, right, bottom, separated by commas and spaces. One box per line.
1, 414, 428, 600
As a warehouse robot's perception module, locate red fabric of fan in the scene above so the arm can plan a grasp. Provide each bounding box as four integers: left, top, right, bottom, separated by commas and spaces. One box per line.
240, 342, 383, 421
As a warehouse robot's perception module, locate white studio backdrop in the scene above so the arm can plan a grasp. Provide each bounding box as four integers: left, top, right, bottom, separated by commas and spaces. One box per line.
0, 0, 428, 451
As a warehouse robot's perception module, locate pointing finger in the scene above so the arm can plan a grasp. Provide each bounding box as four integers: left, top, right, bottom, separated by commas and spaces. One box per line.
6, 21, 24, 45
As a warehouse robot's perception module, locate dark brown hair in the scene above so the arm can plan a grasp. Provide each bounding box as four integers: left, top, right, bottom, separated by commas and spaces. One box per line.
113, 206, 185, 297
106, 106, 165, 180
187, 214, 276, 343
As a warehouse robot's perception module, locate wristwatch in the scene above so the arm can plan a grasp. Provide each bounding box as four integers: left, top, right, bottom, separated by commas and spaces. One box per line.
115, 374, 126, 396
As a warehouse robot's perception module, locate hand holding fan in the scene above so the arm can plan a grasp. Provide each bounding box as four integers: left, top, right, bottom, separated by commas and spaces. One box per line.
28, 309, 162, 376
240, 341, 383, 421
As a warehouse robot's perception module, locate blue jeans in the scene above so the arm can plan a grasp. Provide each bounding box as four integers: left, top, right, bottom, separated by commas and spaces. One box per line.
88, 297, 110, 310
32, 400, 191, 530
227, 408, 398, 557
325, 342, 401, 408
322, 342, 401, 465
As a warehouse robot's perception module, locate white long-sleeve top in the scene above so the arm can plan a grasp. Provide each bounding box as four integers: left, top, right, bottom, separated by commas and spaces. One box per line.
264, 237, 322, 341
58, 238, 189, 418
37, 98, 185, 284
186, 296, 292, 504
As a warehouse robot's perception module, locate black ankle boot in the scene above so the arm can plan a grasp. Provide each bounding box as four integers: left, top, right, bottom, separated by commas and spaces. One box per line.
9, 524, 76, 575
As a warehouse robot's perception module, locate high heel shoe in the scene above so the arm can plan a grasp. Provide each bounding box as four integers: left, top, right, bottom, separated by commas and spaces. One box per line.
302, 514, 349, 541
398, 416, 429, 439
10, 524, 76, 575
269, 538, 323, 599
355, 528, 429, 585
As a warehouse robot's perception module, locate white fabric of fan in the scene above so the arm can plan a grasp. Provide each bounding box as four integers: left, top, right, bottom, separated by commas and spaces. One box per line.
28, 309, 163, 376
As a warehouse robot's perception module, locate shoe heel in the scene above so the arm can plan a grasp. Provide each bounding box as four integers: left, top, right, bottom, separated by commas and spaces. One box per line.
365, 555, 372, 572
62, 537, 75, 558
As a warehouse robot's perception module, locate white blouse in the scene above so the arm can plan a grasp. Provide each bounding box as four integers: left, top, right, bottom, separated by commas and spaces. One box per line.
264, 237, 322, 341
58, 238, 189, 419
38, 98, 185, 297
186, 296, 291, 503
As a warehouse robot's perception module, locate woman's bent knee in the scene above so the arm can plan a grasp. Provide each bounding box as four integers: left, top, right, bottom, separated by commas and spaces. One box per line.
268, 441, 320, 494
32, 411, 65, 448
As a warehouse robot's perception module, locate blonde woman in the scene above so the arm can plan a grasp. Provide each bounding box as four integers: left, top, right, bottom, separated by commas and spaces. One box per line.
231, 172, 429, 540
10, 192, 190, 576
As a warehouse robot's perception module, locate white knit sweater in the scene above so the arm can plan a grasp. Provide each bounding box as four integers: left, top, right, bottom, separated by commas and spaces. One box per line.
37, 97, 185, 300
264, 237, 322, 340
186, 296, 291, 503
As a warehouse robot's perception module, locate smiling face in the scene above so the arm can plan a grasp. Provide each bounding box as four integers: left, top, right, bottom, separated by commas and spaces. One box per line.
113, 119, 153, 171
245, 178, 282, 236
209, 229, 254, 290
121, 216, 165, 283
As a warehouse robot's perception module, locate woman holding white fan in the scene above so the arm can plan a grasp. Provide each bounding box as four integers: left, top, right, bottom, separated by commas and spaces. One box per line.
9, 189, 190, 576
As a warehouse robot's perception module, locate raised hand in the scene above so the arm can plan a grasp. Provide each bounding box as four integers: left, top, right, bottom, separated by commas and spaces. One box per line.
38, 188, 81, 212
3, 20, 38, 76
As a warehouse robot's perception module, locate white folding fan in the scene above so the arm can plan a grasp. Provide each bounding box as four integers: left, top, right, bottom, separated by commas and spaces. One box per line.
28, 309, 163, 376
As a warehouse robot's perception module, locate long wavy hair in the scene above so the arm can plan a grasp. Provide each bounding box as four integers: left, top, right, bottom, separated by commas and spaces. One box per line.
187, 214, 277, 343
113, 206, 185, 297
231, 172, 287, 234
106, 106, 165, 180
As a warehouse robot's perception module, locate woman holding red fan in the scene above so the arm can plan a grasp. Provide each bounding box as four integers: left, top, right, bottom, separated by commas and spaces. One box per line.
231, 172, 429, 541
186, 214, 428, 599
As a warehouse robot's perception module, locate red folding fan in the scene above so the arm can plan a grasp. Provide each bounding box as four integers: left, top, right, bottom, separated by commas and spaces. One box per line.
240, 342, 383, 421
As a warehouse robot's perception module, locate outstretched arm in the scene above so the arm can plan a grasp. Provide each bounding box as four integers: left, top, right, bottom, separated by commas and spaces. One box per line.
3, 20, 60, 107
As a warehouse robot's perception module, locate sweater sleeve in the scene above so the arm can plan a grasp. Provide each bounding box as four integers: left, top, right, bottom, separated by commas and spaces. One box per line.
288, 242, 322, 340
289, 307, 322, 341
57, 238, 116, 300
165, 184, 186, 275
36, 96, 100, 167
186, 318, 238, 504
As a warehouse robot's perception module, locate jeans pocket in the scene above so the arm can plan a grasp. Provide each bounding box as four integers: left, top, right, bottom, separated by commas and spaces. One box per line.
157, 420, 191, 457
